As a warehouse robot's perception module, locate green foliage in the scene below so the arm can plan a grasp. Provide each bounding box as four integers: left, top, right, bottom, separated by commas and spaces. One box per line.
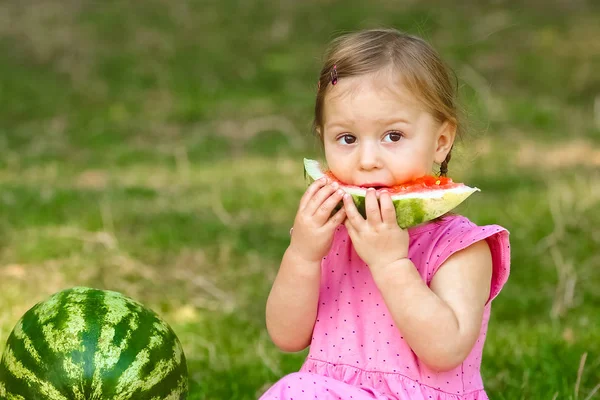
0, 0, 599, 399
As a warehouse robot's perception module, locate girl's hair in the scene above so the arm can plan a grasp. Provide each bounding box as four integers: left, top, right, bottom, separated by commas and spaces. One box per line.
314, 28, 460, 176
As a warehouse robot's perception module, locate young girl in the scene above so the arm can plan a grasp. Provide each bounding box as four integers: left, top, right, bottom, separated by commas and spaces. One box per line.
261, 28, 510, 400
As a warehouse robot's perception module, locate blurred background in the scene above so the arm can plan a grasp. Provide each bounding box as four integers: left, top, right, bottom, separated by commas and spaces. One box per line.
0, 0, 599, 399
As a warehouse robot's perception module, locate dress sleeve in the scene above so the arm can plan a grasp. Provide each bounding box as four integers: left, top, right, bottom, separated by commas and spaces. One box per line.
427, 221, 511, 304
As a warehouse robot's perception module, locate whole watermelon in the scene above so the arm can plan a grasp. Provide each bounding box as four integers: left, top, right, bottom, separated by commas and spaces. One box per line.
0, 287, 188, 400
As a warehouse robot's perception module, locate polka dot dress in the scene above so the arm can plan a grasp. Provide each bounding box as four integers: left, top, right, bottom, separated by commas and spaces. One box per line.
260, 215, 510, 400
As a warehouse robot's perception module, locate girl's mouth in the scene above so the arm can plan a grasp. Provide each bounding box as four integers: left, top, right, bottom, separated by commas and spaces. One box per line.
361, 184, 390, 190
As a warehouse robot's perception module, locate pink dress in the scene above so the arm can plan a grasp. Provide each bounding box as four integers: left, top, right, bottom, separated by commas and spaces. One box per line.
260, 215, 510, 400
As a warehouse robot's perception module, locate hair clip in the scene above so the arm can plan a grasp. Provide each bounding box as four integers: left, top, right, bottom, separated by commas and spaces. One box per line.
331, 64, 338, 85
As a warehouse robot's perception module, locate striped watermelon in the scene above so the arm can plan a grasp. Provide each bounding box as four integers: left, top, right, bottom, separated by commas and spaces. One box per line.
0, 287, 188, 400
304, 158, 480, 228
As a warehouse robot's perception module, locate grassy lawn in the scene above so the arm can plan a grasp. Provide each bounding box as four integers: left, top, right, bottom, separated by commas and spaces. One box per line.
0, 1, 599, 399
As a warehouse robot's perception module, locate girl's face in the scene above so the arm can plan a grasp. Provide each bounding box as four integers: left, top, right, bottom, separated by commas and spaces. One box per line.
321, 70, 455, 188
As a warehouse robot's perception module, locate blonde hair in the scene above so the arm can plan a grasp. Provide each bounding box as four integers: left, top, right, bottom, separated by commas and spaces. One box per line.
314, 28, 460, 176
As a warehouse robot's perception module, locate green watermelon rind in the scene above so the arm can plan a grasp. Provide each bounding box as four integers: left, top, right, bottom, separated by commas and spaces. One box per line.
0, 286, 189, 400
304, 158, 480, 228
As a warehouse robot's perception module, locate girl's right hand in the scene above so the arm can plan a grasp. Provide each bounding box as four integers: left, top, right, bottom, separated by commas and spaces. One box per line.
288, 177, 347, 263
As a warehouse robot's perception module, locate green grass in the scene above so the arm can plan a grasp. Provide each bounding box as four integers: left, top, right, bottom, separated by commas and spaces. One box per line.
0, 0, 599, 399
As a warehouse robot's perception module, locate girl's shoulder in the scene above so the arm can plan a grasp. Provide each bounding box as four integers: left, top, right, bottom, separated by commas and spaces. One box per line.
408, 213, 508, 237
409, 213, 511, 302
409, 213, 510, 259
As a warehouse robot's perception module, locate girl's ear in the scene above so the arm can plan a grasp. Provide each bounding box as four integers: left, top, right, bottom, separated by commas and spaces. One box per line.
434, 120, 457, 164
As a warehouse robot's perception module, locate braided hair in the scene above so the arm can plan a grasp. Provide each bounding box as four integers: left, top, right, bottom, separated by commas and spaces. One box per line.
439, 146, 452, 177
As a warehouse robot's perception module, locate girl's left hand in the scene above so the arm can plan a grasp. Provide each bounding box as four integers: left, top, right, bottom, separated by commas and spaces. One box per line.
343, 188, 409, 271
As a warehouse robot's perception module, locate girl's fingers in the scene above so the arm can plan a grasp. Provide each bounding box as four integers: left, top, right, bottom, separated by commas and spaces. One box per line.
314, 188, 345, 223
299, 177, 328, 211
379, 191, 397, 224
365, 188, 382, 225
343, 193, 364, 228
305, 182, 339, 216
344, 218, 358, 240
325, 206, 346, 230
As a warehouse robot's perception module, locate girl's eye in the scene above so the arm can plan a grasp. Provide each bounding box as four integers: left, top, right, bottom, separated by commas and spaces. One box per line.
383, 131, 403, 142
338, 134, 356, 144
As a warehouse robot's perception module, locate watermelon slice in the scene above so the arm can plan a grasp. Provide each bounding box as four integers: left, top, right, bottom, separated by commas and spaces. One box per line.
304, 158, 479, 228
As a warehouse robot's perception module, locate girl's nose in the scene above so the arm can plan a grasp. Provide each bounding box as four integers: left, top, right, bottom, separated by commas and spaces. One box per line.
358, 144, 381, 171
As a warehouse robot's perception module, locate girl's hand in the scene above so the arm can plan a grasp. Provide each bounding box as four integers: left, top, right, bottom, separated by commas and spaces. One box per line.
289, 177, 347, 263
343, 188, 409, 271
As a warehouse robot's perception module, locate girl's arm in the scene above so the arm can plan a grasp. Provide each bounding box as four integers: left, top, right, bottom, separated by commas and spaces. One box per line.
265, 246, 322, 352
265, 177, 346, 352
371, 239, 493, 372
